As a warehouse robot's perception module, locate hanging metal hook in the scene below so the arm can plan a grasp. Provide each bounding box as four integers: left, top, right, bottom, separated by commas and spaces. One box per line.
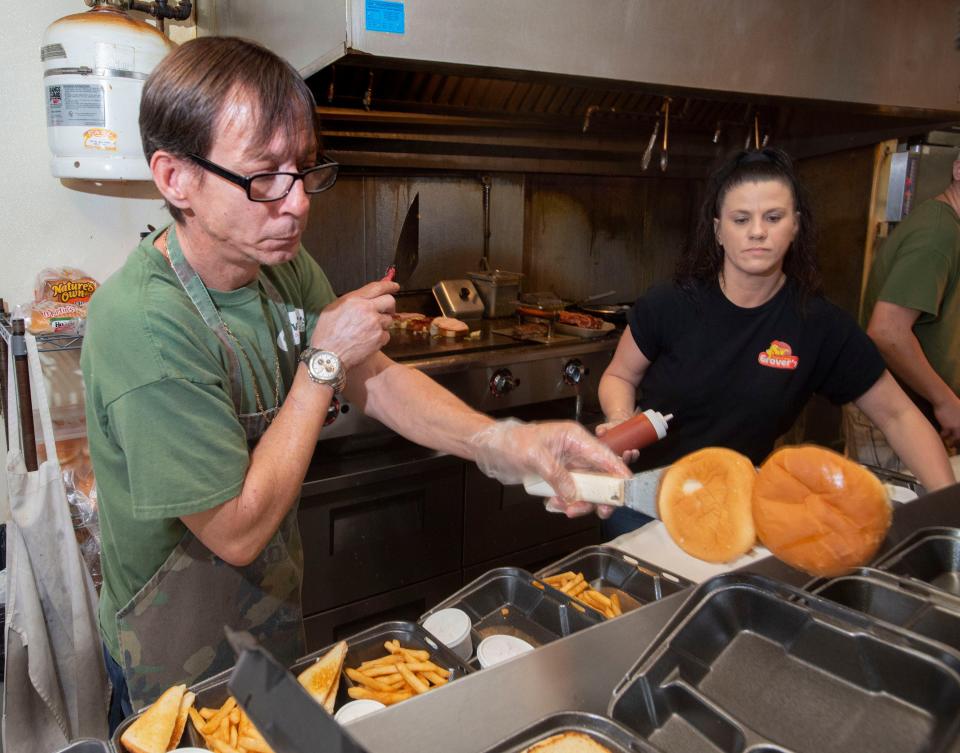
659, 97, 671, 172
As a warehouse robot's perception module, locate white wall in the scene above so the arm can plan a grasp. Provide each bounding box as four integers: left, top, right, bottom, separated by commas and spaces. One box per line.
0, 3, 194, 518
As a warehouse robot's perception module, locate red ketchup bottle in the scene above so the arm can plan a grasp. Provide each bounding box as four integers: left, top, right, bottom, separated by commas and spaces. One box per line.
600, 409, 672, 456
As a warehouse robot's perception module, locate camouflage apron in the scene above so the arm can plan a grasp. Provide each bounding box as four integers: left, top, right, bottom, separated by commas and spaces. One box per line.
116, 226, 306, 710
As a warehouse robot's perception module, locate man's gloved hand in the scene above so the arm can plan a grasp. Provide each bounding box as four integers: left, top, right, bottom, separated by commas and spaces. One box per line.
471, 419, 631, 519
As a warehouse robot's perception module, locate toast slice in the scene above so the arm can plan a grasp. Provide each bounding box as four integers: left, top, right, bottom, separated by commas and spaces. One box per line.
166, 690, 195, 751
119, 683, 186, 753
297, 640, 348, 713
523, 731, 613, 752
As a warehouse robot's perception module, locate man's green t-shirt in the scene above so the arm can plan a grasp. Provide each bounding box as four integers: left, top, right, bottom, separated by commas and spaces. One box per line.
81, 228, 336, 662
862, 198, 960, 395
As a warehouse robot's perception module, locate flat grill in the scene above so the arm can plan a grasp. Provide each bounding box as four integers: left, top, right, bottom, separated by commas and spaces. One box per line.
320, 316, 619, 440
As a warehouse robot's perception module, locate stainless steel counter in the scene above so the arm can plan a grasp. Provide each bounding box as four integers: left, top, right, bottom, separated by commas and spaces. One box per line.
345, 482, 960, 753
347, 591, 685, 753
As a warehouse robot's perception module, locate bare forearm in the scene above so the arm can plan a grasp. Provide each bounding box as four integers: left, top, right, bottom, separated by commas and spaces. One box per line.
182, 370, 331, 564
857, 376, 956, 491
875, 409, 955, 491
598, 373, 637, 422
871, 329, 955, 407
356, 355, 494, 460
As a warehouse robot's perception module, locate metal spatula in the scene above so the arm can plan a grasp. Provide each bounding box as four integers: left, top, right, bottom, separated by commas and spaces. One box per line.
225, 628, 370, 753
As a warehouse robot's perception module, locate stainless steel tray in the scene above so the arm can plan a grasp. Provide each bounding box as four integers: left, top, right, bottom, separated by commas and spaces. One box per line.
808, 566, 960, 652
873, 526, 960, 596
420, 567, 602, 666
113, 621, 470, 751
609, 573, 960, 753
52, 741, 110, 753
481, 711, 658, 753
535, 545, 690, 616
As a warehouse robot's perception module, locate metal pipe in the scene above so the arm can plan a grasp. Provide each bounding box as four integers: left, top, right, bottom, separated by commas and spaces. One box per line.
12, 319, 37, 472
87, 0, 193, 20
0, 300, 8, 446
480, 175, 492, 271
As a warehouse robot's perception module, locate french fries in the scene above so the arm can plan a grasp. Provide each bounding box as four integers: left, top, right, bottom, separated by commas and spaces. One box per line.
346, 640, 450, 706
191, 697, 275, 753
543, 571, 624, 618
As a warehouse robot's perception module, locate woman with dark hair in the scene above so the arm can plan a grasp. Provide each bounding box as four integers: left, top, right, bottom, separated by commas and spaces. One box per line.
595, 147, 954, 538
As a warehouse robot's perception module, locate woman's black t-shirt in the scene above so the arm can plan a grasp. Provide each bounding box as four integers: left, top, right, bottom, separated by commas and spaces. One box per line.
626, 279, 886, 470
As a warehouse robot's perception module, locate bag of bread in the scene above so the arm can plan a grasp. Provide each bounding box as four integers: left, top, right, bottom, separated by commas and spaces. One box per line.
29, 267, 98, 334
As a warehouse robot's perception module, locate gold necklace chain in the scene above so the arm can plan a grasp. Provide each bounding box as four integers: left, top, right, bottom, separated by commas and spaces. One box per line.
157, 227, 281, 422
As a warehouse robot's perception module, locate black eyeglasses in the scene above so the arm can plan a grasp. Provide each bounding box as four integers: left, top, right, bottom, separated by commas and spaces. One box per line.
187, 153, 339, 202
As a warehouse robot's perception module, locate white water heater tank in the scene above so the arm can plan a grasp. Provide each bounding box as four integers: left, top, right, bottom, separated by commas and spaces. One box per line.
42, 6, 174, 181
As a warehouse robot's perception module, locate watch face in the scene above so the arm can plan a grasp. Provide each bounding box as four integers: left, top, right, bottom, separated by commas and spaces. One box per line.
308, 350, 340, 383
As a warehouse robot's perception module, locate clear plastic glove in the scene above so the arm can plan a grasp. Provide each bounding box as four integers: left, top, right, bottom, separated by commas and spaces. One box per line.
594, 409, 640, 464
472, 418, 631, 519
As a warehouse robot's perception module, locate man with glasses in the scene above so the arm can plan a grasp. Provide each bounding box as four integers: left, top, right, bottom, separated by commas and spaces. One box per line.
81, 37, 629, 729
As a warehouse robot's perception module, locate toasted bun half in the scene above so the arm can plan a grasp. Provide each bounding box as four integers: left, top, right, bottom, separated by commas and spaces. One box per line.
522, 731, 613, 752
119, 683, 186, 753
752, 445, 891, 577
658, 447, 757, 563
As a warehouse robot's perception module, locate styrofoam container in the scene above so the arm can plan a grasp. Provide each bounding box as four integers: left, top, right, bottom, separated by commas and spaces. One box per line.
422, 607, 473, 662
476, 634, 534, 669
334, 699, 385, 724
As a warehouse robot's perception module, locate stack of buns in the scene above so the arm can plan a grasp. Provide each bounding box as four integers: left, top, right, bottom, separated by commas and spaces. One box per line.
656, 444, 892, 576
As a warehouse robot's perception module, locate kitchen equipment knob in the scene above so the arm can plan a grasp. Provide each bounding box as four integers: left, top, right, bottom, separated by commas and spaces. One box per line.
490, 369, 520, 397
325, 397, 341, 426
459, 287, 471, 300
562, 359, 589, 386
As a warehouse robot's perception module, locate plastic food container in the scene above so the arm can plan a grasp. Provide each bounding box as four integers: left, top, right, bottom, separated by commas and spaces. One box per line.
334, 699, 385, 724
468, 271, 523, 318
422, 607, 473, 662
476, 634, 534, 668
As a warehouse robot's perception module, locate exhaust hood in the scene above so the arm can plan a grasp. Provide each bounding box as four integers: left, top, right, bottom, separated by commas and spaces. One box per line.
202, 0, 960, 174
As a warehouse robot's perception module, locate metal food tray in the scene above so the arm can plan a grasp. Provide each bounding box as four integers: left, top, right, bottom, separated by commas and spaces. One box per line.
51, 741, 110, 753
420, 567, 602, 665
873, 526, 960, 596
481, 711, 659, 753
535, 545, 691, 616
807, 566, 960, 653
113, 621, 470, 752
609, 573, 960, 753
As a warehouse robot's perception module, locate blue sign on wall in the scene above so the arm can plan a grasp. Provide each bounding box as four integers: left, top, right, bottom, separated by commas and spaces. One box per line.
366, 0, 405, 34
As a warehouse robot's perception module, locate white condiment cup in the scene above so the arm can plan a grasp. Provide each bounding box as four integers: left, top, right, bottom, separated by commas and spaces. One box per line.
476, 634, 534, 669
422, 607, 473, 663
334, 699, 386, 725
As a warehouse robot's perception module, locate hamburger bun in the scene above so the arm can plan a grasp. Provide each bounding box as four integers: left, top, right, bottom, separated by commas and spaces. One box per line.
522, 731, 613, 752
657, 447, 757, 563
752, 445, 891, 577
430, 316, 469, 339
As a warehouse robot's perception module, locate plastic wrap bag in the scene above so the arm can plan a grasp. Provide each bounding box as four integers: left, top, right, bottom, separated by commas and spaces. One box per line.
28, 267, 98, 335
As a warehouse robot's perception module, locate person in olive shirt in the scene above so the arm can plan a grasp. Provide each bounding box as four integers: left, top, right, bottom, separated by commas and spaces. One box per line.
846, 151, 960, 471
82, 37, 629, 731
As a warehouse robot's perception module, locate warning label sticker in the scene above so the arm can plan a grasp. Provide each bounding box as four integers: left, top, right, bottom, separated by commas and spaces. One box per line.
47, 84, 105, 127
83, 128, 118, 151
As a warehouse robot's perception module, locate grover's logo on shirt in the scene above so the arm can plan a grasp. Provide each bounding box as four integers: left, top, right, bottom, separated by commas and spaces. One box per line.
758, 340, 799, 370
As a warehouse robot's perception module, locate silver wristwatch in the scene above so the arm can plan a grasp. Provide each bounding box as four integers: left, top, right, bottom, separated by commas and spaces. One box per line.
299, 347, 346, 393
